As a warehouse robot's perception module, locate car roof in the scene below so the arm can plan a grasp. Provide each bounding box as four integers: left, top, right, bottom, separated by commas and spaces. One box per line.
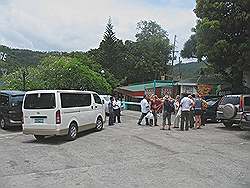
25, 90, 97, 95
0, 90, 26, 96
223, 95, 250, 98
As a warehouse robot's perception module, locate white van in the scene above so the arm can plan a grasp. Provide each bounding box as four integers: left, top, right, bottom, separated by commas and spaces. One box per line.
22, 90, 105, 141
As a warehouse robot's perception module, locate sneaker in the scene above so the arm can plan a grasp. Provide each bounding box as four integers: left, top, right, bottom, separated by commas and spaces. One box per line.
137, 123, 141, 126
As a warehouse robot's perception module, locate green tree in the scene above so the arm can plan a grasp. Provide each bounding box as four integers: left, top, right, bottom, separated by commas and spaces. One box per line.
1, 56, 112, 93
126, 20, 172, 82
194, 0, 250, 93
181, 34, 197, 59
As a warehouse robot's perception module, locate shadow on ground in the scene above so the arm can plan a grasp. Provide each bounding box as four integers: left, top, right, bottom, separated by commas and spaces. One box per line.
22, 129, 96, 145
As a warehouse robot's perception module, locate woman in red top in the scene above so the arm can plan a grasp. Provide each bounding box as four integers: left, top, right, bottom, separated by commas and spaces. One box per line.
150, 95, 162, 126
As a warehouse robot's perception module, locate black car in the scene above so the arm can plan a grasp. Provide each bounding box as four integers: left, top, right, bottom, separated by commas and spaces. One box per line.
0, 90, 25, 129
204, 97, 221, 122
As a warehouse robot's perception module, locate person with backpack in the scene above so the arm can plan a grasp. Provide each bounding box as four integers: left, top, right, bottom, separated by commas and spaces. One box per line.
194, 94, 202, 129
161, 95, 175, 130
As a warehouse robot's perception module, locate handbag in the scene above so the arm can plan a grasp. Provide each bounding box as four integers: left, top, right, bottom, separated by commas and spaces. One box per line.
145, 111, 154, 119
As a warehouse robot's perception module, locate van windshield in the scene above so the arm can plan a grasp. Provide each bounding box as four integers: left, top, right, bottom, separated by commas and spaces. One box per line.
24, 93, 55, 109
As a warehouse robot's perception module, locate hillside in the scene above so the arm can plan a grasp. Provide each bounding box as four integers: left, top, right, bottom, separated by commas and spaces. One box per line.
173, 61, 205, 80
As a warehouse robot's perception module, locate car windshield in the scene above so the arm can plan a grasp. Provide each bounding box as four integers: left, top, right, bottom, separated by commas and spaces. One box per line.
24, 93, 56, 109
11, 95, 24, 107
219, 96, 240, 105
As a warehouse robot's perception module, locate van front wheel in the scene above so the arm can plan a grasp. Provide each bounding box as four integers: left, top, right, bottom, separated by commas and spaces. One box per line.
67, 123, 78, 141
95, 117, 103, 131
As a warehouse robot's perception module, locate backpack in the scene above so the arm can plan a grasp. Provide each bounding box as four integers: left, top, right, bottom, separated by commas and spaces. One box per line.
164, 100, 175, 113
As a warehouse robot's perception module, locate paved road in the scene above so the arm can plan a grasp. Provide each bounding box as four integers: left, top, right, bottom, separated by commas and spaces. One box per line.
0, 110, 250, 188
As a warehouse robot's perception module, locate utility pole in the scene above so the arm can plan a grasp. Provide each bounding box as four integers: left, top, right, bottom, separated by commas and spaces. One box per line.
178, 56, 182, 80
171, 35, 177, 96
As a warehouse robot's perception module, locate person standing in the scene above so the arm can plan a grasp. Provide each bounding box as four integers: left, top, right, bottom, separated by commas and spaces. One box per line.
150, 95, 162, 126
161, 95, 175, 130
137, 95, 150, 126
194, 94, 202, 129
173, 95, 181, 128
108, 96, 114, 126
180, 94, 194, 131
188, 94, 195, 128
113, 97, 121, 123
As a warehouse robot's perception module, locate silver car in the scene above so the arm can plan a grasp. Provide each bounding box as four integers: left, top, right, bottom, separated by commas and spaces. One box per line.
217, 95, 250, 129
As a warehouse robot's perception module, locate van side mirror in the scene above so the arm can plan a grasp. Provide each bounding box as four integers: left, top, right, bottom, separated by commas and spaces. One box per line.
102, 100, 105, 104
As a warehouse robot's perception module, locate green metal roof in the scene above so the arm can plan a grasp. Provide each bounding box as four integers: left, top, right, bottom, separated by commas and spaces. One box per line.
118, 80, 174, 92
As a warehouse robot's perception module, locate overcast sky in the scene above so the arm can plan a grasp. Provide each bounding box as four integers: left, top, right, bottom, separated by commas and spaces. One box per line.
0, 0, 197, 53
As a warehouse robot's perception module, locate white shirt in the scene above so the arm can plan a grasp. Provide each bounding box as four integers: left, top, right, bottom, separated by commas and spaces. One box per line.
140, 98, 149, 113
180, 97, 193, 111
113, 100, 121, 110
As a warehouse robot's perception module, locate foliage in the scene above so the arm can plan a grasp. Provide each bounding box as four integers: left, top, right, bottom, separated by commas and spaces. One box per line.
193, 0, 250, 93
127, 20, 172, 82
181, 34, 197, 59
1, 56, 112, 93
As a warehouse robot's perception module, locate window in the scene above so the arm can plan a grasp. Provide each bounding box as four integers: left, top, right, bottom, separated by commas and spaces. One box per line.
244, 97, 250, 111
11, 95, 24, 107
220, 96, 240, 105
0, 95, 9, 106
93, 94, 102, 104
24, 93, 55, 109
61, 93, 91, 108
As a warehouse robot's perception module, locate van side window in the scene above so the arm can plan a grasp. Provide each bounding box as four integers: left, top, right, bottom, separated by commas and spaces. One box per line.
93, 94, 102, 104
0, 95, 9, 106
61, 93, 91, 108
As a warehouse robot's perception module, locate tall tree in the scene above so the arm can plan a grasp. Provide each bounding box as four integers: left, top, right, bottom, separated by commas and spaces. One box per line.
127, 20, 172, 82
97, 17, 127, 81
194, 0, 250, 93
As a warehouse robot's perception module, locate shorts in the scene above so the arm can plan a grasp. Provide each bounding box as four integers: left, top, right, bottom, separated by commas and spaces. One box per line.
195, 109, 202, 115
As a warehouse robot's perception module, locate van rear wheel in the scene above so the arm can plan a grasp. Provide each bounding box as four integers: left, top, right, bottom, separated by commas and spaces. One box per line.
0, 118, 7, 130
34, 135, 45, 141
95, 117, 103, 131
67, 123, 78, 141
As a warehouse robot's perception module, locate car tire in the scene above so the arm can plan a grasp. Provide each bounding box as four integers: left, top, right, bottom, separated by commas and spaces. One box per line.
222, 104, 237, 119
67, 122, 78, 141
239, 122, 244, 130
95, 117, 103, 131
223, 121, 233, 128
34, 135, 45, 141
0, 118, 7, 130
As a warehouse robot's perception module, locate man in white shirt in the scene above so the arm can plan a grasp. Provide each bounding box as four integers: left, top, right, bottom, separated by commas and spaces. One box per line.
180, 93, 194, 131
137, 95, 150, 126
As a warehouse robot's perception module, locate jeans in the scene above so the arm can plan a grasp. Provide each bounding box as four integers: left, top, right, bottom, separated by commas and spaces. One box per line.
152, 111, 158, 126
163, 112, 171, 127
114, 108, 121, 123
181, 111, 190, 130
109, 111, 114, 125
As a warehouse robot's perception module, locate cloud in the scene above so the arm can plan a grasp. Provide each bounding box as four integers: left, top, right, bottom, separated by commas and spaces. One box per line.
0, 0, 197, 52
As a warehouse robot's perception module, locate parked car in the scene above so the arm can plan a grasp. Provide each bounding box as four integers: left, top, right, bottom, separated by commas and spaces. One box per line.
217, 95, 250, 129
0, 90, 25, 129
203, 97, 221, 122
99, 95, 123, 115
22, 90, 106, 141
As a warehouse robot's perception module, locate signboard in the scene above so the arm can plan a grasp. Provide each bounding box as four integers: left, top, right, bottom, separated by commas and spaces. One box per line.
161, 87, 172, 96
0, 52, 7, 61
